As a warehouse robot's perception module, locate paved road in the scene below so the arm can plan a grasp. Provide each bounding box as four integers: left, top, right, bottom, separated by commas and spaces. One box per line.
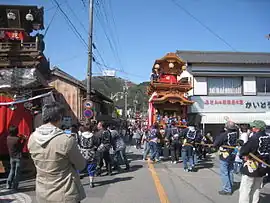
1, 146, 270, 203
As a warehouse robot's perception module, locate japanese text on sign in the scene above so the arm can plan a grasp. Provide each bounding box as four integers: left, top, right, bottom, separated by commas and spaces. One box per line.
204, 100, 244, 105
245, 101, 270, 109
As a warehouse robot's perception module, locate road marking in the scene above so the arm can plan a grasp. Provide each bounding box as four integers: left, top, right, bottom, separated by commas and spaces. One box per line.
147, 160, 170, 203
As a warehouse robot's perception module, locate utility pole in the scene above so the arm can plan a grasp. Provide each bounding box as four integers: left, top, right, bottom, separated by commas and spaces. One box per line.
124, 81, 128, 118
86, 0, 94, 100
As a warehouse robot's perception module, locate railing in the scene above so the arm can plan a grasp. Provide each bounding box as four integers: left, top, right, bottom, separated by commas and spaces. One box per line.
0, 41, 39, 52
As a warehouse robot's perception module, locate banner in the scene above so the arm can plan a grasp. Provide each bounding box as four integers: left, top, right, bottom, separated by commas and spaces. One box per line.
0, 91, 52, 106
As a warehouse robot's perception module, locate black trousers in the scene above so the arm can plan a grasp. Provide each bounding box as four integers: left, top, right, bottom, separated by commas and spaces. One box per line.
97, 151, 112, 174
114, 149, 129, 169
170, 142, 181, 162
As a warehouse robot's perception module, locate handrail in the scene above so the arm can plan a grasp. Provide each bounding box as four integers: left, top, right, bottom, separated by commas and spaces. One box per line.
0, 41, 39, 52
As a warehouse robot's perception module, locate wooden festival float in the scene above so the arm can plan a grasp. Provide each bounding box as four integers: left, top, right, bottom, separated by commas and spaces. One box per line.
147, 53, 194, 128
0, 4, 50, 173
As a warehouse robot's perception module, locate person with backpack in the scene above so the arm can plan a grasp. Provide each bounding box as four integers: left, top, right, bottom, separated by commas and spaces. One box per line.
165, 121, 181, 164
180, 123, 201, 172
76, 124, 98, 188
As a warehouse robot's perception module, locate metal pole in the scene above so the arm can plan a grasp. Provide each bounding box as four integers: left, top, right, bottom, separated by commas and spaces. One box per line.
124, 81, 128, 118
86, 0, 94, 101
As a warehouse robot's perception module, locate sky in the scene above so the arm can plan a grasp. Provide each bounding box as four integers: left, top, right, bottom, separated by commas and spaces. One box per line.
2, 0, 270, 83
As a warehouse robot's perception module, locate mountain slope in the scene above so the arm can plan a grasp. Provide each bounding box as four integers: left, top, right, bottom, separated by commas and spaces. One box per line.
83, 77, 149, 113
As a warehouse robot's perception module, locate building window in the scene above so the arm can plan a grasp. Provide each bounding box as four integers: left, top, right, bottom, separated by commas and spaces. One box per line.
256, 77, 270, 95
208, 77, 242, 95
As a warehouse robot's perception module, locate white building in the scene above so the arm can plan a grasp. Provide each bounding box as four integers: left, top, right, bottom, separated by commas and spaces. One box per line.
176, 50, 270, 135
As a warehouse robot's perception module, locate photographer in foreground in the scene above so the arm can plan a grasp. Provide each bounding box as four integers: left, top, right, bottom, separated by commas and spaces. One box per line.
28, 102, 86, 203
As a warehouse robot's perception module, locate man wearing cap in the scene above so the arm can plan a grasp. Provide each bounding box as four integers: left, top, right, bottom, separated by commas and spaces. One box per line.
213, 121, 239, 195
238, 120, 270, 203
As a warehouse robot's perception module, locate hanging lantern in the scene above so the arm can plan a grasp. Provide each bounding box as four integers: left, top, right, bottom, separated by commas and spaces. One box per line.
26, 10, 34, 21
7, 11, 16, 20
169, 62, 174, 68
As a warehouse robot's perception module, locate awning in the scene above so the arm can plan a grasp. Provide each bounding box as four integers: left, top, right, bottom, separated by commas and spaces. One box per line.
200, 112, 270, 124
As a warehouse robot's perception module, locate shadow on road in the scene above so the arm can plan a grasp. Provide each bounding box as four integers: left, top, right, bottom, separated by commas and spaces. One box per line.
121, 164, 143, 174
83, 177, 134, 187
127, 153, 143, 162
0, 185, 35, 196
0, 198, 15, 203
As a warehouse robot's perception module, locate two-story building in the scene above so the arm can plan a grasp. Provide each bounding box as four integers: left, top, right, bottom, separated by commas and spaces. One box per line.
49, 67, 114, 126
176, 50, 270, 135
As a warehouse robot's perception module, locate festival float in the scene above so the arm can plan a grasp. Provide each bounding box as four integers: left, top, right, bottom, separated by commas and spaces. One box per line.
0, 4, 51, 159
147, 53, 194, 128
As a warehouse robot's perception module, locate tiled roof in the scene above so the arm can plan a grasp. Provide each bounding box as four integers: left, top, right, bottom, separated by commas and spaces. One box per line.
51, 67, 113, 103
176, 50, 270, 64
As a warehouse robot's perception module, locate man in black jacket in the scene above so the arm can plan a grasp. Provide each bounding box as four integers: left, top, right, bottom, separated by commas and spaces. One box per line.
96, 121, 112, 176
165, 121, 181, 164
238, 120, 270, 203
181, 123, 202, 172
213, 121, 239, 195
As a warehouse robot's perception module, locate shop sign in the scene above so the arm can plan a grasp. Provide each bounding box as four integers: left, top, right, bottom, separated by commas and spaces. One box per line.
191, 96, 270, 113
204, 99, 244, 105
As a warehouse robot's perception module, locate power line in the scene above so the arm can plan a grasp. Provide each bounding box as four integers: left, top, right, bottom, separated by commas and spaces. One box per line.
80, 0, 87, 9
52, 0, 88, 48
66, 0, 88, 34
44, 7, 59, 37
64, 0, 108, 71
94, 61, 145, 79
95, 1, 125, 72
171, 0, 237, 51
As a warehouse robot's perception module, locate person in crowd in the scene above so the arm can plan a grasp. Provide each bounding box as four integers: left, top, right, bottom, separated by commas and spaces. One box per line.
165, 121, 181, 164
142, 128, 150, 161
149, 122, 160, 163
234, 126, 249, 174
96, 121, 112, 176
193, 129, 203, 164
239, 125, 249, 144
155, 126, 163, 162
181, 123, 201, 172
6, 126, 27, 190
201, 132, 213, 159
213, 121, 239, 195
110, 125, 130, 171
239, 120, 270, 203
133, 127, 142, 149
77, 124, 98, 188
28, 102, 86, 203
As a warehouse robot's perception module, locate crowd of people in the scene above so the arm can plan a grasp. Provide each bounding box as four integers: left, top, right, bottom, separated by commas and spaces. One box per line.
4, 101, 270, 203
5, 102, 131, 203
127, 118, 270, 203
